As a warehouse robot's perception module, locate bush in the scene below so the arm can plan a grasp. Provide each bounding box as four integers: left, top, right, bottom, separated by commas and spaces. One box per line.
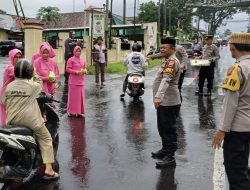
86, 58, 163, 75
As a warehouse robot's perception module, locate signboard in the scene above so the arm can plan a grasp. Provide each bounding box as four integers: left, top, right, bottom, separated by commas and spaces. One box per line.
92, 13, 105, 39
0, 14, 19, 31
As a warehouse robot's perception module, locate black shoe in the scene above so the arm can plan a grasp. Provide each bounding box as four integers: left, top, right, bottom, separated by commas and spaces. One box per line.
120, 93, 125, 98
195, 90, 203, 96
151, 150, 166, 159
156, 156, 176, 168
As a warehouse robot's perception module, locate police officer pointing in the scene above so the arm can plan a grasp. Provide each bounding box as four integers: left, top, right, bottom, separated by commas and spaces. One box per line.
152, 38, 181, 168
212, 32, 250, 190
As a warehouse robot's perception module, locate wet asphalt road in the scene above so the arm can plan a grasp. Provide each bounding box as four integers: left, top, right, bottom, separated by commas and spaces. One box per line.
0, 46, 234, 190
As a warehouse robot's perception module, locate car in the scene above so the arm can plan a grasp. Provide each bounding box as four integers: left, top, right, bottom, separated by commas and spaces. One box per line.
0, 40, 16, 56
15, 41, 24, 54
180, 42, 193, 57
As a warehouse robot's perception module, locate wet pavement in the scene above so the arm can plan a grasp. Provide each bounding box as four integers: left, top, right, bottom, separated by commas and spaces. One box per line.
0, 47, 235, 190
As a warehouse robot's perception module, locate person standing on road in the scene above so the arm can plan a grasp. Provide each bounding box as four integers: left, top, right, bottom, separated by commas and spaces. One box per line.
64, 31, 77, 85
33, 44, 60, 95
151, 38, 181, 168
212, 32, 250, 190
175, 44, 190, 99
92, 36, 107, 87
66, 46, 87, 117
196, 35, 220, 96
31, 42, 56, 64
0, 49, 22, 126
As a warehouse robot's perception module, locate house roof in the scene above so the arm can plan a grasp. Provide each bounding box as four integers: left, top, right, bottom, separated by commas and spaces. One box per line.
43, 11, 89, 30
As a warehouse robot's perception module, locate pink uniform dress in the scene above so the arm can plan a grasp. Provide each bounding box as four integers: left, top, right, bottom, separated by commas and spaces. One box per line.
66, 46, 86, 115
31, 42, 56, 64
33, 45, 60, 95
0, 49, 22, 126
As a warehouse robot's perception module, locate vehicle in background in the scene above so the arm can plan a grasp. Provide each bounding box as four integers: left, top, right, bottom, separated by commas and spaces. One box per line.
180, 42, 193, 57
0, 40, 16, 56
0, 40, 24, 56
15, 41, 24, 54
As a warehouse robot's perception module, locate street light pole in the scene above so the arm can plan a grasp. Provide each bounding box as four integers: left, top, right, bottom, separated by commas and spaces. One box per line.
123, 0, 126, 35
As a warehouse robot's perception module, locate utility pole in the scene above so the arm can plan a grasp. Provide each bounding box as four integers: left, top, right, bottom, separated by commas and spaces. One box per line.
163, 0, 166, 36
123, 0, 126, 36
158, 0, 161, 37
105, 0, 109, 48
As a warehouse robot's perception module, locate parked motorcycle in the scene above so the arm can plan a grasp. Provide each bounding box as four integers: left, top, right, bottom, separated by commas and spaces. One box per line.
0, 92, 60, 189
127, 73, 145, 101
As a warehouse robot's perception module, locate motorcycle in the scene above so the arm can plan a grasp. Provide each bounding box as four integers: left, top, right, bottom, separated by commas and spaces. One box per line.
127, 73, 145, 101
0, 92, 60, 189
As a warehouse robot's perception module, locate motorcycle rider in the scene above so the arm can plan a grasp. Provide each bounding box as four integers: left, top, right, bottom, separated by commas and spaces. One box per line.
2, 59, 59, 180
120, 43, 147, 98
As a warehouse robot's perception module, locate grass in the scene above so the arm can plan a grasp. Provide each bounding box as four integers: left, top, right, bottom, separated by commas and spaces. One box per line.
87, 58, 163, 75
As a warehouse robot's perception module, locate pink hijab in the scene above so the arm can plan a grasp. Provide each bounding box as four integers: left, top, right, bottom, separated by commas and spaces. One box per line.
0, 49, 22, 125
33, 44, 59, 94
31, 42, 56, 64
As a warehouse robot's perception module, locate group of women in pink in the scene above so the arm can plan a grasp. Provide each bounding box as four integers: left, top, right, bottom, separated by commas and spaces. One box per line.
0, 42, 87, 126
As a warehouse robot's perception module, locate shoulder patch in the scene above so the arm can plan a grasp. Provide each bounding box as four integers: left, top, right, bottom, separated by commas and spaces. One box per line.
163, 59, 177, 76
222, 64, 240, 91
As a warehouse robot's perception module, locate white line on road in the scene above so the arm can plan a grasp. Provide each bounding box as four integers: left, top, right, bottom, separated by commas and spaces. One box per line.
213, 147, 226, 190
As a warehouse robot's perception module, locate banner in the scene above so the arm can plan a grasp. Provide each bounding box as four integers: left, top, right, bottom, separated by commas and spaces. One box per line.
92, 13, 105, 39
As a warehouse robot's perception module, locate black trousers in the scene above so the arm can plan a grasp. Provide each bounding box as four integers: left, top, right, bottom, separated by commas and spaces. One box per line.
157, 105, 180, 156
198, 63, 215, 91
223, 131, 250, 190
178, 70, 186, 91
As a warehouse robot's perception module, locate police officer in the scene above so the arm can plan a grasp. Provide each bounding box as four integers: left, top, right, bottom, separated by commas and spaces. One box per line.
175, 44, 190, 98
212, 32, 250, 190
196, 35, 220, 96
152, 38, 181, 168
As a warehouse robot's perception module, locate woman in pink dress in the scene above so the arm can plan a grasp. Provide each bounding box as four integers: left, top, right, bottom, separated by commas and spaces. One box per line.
0, 49, 22, 126
33, 44, 60, 95
31, 42, 56, 64
66, 46, 87, 117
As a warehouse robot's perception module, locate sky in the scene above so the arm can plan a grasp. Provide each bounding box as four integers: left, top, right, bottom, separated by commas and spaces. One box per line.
0, 0, 249, 33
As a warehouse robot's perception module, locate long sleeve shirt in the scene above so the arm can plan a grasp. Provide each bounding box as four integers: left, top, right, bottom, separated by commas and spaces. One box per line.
219, 55, 250, 132
3, 75, 45, 129
202, 44, 220, 62
153, 54, 181, 106
175, 45, 190, 71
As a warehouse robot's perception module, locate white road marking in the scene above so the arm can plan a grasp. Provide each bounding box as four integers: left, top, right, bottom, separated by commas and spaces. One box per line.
213, 147, 226, 190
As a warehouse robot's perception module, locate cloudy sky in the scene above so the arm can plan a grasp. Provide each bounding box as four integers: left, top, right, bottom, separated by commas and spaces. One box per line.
1, 0, 248, 32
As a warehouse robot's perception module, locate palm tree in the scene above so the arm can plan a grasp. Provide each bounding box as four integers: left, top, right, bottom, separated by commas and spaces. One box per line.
37, 6, 61, 26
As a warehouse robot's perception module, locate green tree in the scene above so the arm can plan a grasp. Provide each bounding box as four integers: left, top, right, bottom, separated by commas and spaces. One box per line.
190, 0, 246, 35
137, 1, 158, 23
37, 6, 61, 26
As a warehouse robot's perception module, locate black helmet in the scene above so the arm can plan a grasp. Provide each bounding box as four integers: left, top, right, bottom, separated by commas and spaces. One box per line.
14, 59, 34, 79
132, 43, 142, 52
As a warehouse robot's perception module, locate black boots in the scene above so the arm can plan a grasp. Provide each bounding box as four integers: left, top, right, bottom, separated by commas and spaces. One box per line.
151, 149, 166, 159
156, 155, 176, 168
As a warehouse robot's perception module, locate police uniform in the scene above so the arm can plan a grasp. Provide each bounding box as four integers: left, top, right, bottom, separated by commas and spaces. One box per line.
3, 75, 55, 164
152, 38, 181, 168
175, 45, 190, 93
218, 33, 250, 189
197, 35, 220, 95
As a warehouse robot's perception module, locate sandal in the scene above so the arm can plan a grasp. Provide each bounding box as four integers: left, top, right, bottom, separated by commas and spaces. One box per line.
43, 172, 60, 181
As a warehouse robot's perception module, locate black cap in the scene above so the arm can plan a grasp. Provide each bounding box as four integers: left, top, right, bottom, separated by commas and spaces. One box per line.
205, 35, 213, 40
161, 38, 176, 46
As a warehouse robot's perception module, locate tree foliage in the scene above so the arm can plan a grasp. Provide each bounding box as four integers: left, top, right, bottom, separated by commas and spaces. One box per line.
37, 6, 61, 26
137, 0, 193, 37
137, 1, 158, 23
191, 0, 246, 35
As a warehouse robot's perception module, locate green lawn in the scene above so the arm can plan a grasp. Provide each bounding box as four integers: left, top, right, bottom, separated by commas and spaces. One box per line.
87, 58, 163, 75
